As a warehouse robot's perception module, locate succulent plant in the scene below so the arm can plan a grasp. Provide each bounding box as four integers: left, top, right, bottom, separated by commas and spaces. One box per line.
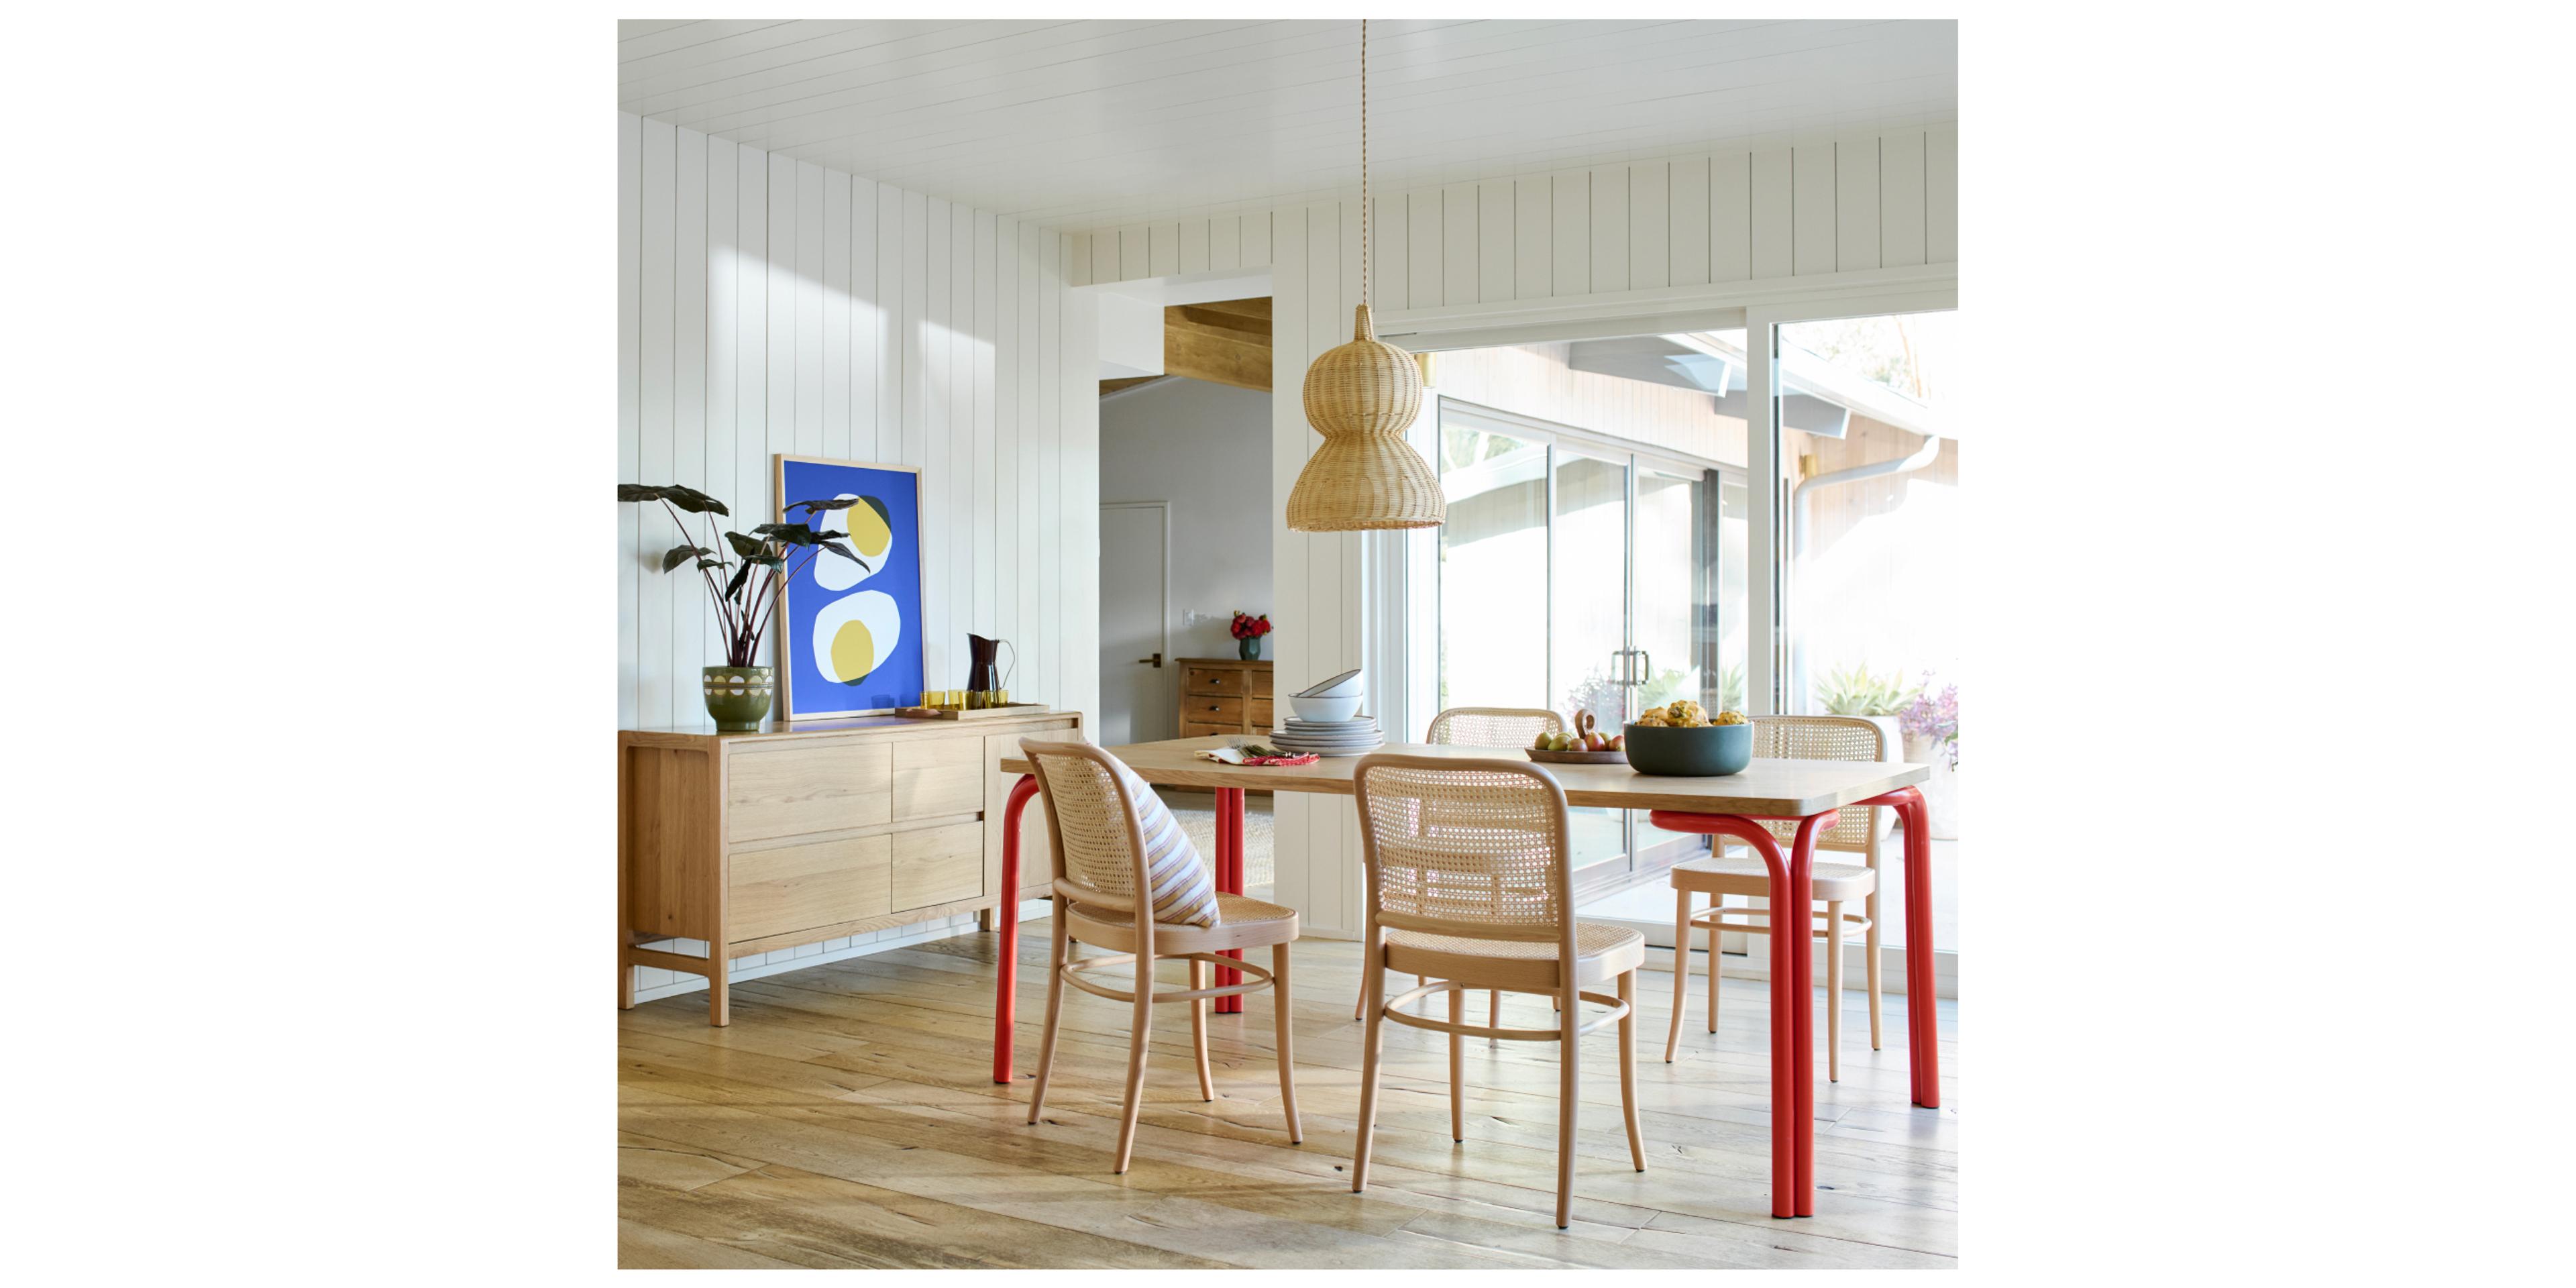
1815, 663, 1913, 716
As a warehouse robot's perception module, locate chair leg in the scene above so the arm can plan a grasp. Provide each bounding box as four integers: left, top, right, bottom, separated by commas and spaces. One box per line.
1025, 910, 1071, 1125
1189, 958, 1215, 1103
1554, 981, 1580, 1230
1664, 890, 1691, 1062
1489, 989, 1501, 1044
1618, 969, 1645, 1173
1115, 951, 1156, 1175
1271, 942, 1302, 1144
1865, 885, 1884, 1051
1708, 909, 1724, 1034
1352, 946, 1389, 1193
1448, 984, 1464, 1142
1826, 900, 1843, 1084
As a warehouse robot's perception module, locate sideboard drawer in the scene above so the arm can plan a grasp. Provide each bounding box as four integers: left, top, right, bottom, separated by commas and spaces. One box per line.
1247, 698, 1273, 730
726, 741, 893, 842
1181, 720, 1237, 739
1183, 666, 1246, 696
728, 835, 892, 942
1249, 669, 1273, 698
891, 821, 983, 911
892, 735, 983, 820
1185, 695, 1243, 726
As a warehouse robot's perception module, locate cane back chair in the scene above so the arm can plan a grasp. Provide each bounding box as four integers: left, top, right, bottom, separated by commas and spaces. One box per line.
1350, 753, 1646, 1230
1662, 715, 1886, 1081
1018, 739, 1303, 1173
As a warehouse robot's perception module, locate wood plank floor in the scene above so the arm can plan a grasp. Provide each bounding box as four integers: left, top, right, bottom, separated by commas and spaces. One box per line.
618, 929, 1960, 1269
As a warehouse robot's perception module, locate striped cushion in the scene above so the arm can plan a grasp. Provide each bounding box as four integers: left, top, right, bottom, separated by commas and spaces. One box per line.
1109, 757, 1222, 926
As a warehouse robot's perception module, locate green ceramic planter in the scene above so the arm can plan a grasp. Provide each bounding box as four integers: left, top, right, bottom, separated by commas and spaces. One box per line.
1622, 721, 1753, 776
702, 665, 774, 732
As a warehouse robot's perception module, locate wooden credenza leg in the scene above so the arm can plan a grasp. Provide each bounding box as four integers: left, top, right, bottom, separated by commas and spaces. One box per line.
619, 951, 635, 1010
708, 953, 731, 1026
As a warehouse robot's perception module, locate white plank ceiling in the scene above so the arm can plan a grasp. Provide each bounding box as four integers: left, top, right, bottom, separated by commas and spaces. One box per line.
619, 19, 1956, 229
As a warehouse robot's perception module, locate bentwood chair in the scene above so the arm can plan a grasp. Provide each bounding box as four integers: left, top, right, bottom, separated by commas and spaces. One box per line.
1019, 739, 1304, 1174
1361, 706, 1570, 1026
1350, 753, 1646, 1230
1660, 715, 1886, 1081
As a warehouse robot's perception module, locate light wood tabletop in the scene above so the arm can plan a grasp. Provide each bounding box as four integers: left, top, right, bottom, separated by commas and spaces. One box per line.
997, 735, 1929, 818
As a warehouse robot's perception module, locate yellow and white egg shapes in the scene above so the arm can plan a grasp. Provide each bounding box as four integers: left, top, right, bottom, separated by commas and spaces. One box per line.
810, 590, 904, 686
813, 492, 896, 592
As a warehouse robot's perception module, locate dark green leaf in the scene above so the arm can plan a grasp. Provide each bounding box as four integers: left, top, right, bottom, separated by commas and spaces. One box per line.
660, 543, 714, 573
723, 531, 767, 559
617, 483, 729, 516
723, 559, 755, 602
692, 558, 729, 572
818, 539, 869, 570
786, 496, 861, 514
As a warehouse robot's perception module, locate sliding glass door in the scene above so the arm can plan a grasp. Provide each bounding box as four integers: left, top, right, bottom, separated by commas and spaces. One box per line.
1437, 400, 1744, 897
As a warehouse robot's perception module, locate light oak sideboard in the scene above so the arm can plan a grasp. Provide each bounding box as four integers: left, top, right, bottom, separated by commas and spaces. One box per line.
618, 708, 1078, 1024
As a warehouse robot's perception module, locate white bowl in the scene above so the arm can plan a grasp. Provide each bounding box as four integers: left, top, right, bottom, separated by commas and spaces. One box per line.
1298, 667, 1366, 698
1288, 694, 1363, 722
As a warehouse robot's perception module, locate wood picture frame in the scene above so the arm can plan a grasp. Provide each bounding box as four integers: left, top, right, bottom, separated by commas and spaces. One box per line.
773, 453, 928, 720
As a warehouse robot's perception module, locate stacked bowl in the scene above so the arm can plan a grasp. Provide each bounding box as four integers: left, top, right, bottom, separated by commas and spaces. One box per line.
1270, 669, 1381, 757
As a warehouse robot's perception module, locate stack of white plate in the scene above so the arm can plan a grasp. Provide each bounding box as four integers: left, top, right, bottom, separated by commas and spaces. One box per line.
1269, 716, 1383, 757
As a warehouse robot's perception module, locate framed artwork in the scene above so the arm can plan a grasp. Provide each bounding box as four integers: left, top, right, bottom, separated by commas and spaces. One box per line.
773, 454, 926, 720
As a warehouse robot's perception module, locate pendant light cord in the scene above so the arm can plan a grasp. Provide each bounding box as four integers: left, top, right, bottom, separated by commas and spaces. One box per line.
1359, 17, 1369, 314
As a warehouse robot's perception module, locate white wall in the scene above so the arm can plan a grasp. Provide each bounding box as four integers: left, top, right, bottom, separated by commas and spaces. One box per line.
1098, 377, 1275, 741
617, 111, 1099, 997
1069, 127, 1958, 939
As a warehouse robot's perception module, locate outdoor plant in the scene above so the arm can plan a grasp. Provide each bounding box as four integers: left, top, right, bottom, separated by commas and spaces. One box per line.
618, 483, 876, 667
1815, 663, 1912, 716
1898, 678, 1959, 769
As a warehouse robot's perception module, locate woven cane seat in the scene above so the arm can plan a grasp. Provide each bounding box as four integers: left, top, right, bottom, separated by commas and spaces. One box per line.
1065, 893, 1301, 956
1384, 920, 1645, 989
1670, 852, 1876, 900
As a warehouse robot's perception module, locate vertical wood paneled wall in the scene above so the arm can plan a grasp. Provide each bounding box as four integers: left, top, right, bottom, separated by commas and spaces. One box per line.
618, 111, 1099, 994
1065, 127, 1955, 938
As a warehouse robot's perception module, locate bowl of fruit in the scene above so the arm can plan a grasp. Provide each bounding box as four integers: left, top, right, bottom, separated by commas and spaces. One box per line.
1526, 710, 1627, 764
1623, 700, 1754, 776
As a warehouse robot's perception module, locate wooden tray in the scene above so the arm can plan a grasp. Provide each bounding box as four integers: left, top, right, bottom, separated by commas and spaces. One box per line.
1522, 710, 1626, 763
894, 702, 1053, 720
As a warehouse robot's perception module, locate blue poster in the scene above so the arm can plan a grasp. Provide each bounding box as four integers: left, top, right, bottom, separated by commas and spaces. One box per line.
775, 455, 925, 718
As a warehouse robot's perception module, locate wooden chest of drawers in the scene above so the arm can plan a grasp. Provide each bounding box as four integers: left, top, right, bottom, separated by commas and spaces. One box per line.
1179, 657, 1273, 738
618, 708, 1079, 1024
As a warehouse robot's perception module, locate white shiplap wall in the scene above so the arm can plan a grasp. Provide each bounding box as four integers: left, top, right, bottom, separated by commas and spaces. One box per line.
1067, 127, 1957, 938
617, 111, 1099, 998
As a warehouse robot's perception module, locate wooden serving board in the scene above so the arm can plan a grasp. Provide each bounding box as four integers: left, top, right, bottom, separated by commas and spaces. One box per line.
894, 702, 1053, 721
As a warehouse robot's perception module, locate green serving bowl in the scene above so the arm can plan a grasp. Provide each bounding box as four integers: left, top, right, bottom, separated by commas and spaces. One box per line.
1621, 721, 1754, 776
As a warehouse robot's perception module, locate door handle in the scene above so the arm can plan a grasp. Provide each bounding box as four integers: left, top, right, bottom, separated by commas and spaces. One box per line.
1136, 652, 1163, 667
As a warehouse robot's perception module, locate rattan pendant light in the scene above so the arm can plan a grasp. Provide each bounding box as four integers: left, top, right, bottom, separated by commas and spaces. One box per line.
1285, 19, 1444, 532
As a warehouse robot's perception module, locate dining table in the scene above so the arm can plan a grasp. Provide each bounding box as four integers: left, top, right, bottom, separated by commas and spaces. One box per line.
987, 734, 1937, 1220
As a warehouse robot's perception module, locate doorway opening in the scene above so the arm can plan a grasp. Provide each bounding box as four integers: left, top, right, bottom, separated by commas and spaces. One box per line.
1097, 294, 1277, 900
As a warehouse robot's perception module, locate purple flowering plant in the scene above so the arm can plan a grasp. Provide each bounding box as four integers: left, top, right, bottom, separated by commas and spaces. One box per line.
1898, 678, 1958, 770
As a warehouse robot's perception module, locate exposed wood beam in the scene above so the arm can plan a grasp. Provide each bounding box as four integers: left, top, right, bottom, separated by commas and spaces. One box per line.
1098, 297, 1271, 396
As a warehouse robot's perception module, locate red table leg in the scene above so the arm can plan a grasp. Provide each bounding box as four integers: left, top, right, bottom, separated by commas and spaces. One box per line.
1858, 785, 1939, 1108
991, 773, 1040, 1085
1784, 810, 1836, 1217
1214, 786, 1245, 1014
1648, 808, 1812, 1218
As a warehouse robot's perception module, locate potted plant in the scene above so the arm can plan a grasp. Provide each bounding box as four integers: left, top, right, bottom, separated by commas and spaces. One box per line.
619, 483, 873, 731
1897, 678, 1959, 840
1230, 611, 1272, 661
